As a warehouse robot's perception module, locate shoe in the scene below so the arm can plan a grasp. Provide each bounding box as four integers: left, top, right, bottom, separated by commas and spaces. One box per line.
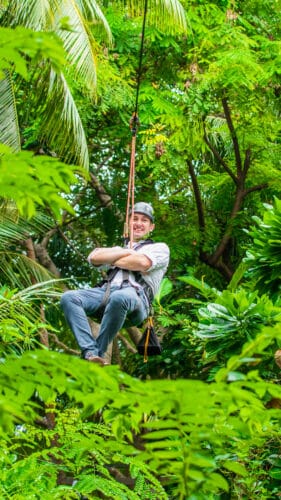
85, 355, 105, 365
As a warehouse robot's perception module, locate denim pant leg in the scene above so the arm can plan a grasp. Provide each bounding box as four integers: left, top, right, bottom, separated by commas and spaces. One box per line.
96, 285, 148, 356
60, 288, 105, 358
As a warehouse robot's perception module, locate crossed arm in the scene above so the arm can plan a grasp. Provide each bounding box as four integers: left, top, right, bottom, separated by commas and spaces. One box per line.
87, 246, 152, 272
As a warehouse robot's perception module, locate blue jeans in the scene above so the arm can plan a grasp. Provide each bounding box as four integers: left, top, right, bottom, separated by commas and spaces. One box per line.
60, 284, 149, 359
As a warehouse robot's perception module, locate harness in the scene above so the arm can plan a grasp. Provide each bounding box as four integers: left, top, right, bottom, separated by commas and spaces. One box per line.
98, 239, 154, 308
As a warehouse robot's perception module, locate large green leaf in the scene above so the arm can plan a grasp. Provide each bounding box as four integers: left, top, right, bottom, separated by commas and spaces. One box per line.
0, 147, 80, 219
244, 199, 281, 301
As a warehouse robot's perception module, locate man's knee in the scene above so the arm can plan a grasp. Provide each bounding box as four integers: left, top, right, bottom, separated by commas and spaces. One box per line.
60, 290, 80, 310
109, 289, 137, 310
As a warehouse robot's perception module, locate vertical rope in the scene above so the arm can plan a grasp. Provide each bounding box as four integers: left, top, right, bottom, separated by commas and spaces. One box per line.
129, 138, 135, 249
125, 134, 136, 248
134, 0, 149, 117
124, 0, 149, 247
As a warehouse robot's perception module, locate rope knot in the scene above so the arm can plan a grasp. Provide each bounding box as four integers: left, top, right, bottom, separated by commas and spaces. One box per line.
129, 112, 140, 136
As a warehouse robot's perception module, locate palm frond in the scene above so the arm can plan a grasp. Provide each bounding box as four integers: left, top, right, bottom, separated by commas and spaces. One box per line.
13, 279, 64, 300
116, 0, 187, 33
0, 72, 21, 151
56, 0, 99, 91
38, 69, 89, 168
0, 210, 53, 251
153, 0, 187, 33
4, 0, 112, 94
0, 253, 57, 289
3, 0, 57, 29
0, 280, 63, 324
205, 114, 234, 157
76, 0, 112, 41
0, 199, 19, 223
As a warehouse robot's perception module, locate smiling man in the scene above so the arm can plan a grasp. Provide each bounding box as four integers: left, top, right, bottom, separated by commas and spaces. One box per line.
60, 202, 170, 365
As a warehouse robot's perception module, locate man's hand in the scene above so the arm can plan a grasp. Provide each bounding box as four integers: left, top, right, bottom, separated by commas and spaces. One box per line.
114, 253, 152, 272
87, 246, 134, 266
87, 246, 152, 271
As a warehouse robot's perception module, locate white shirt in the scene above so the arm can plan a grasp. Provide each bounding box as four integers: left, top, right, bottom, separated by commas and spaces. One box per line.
108, 241, 170, 297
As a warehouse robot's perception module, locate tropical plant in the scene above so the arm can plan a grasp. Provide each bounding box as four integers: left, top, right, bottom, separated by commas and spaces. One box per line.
0, 147, 80, 343
244, 198, 281, 302
0, 1, 112, 166
1, 4, 281, 498
0, 0, 187, 167
0, 146, 80, 219
0, 282, 63, 356
0, 327, 281, 499
192, 288, 281, 379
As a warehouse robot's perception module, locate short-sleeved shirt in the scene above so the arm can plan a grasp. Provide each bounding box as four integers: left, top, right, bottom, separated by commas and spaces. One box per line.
104, 241, 170, 297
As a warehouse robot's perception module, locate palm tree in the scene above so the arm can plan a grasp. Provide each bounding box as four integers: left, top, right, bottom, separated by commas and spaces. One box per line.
0, 0, 112, 167
0, 199, 64, 352
0, 0, 186, 168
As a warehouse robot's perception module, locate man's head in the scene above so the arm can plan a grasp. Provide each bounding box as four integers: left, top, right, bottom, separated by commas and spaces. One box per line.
131, 202, 154, 222
130, 202, 155, 240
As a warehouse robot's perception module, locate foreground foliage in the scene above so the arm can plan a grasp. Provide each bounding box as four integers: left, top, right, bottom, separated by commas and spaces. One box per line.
0, 326, 281, 500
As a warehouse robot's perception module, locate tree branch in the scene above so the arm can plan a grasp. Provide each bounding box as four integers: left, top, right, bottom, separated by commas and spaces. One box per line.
117, 332, 138, 353
22, 239, 52, 346
200, 253, 234, 281
244, 183, 268, 195
203, 129, 238, 184
243, 148, 251, 175
208, 187, 245, 267
48, 333, 80, 355
126, 325, 142, 345
34, 242, 61, 278
56, 226, 86, 260
187, 159, 205, 230
89, 172, 123, 222
222, 96, 242, 174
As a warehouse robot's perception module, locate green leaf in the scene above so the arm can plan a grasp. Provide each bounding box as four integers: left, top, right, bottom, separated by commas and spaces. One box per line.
154, 277, 173, 304
222, 460, 248, 477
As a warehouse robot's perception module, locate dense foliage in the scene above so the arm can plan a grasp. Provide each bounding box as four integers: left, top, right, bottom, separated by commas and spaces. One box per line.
0, 0, 281, 498
244, 198, 281, 302
1, 335, 281, 499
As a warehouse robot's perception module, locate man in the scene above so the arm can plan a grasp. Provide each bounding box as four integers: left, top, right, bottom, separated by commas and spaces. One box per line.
60, 202, 170, 365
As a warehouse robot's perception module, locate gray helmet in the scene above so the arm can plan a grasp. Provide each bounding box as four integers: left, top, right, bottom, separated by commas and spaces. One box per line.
131, 202, 154, 222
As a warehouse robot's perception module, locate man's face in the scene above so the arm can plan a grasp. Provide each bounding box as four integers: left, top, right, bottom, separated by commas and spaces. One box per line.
130, 212, 155, 241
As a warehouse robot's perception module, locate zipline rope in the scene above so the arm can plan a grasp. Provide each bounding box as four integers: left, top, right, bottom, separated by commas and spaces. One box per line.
124, 0, 149, 248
